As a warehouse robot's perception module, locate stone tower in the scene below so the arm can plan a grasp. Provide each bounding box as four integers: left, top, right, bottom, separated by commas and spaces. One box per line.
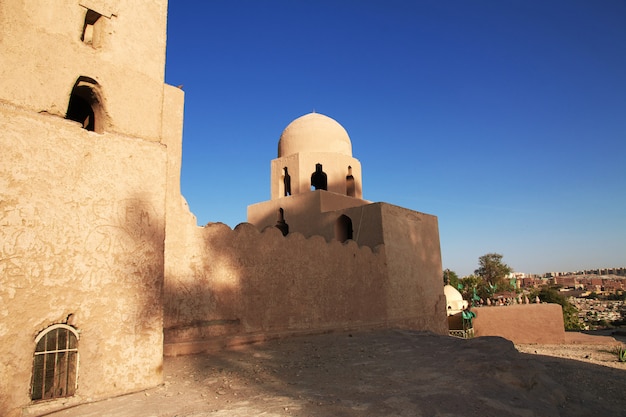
0, 2, 183, 416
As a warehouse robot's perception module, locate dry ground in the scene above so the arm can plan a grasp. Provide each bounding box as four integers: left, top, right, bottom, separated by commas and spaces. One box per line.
43, 329, 626, 417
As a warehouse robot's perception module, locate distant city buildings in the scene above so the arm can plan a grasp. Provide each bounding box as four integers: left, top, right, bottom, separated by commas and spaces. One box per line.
507, 266, 626, 294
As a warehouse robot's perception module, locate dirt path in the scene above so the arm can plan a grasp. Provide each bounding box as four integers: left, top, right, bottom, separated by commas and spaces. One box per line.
43, 329, 626, 417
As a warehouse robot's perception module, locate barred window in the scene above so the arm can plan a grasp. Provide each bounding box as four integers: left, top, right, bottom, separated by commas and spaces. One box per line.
31, 324, 79, 401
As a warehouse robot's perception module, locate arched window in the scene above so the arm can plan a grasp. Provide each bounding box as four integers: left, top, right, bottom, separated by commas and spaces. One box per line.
65, 76, 105, 133
346, 166, 355, 197
275, 207, 289, 236
311, 163, 327, 191
283, 167, 291, 196
31, 324, 79, 401
335, 215, 353, 242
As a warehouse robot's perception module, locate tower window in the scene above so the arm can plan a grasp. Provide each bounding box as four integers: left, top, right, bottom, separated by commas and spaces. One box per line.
283, 167, 291, 196
31, 324, 79, 401
81, 9, 103, 47
65, 77, 104, 133
346, 166, 355, 197
311, 163, 327, 191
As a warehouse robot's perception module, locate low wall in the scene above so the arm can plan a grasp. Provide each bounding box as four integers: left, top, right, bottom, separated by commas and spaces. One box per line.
473, 304, 565, 344
164, 220, 447, 356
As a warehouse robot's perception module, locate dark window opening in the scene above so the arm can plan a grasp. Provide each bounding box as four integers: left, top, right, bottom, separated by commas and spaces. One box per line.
275, 208, 289, 236
66, 77, 103, 133
335, 215, 353, 242
283, 167, 291, 196
311, 163, 327, 191
81, 9, 102, 47
31, 325, 79, 401
346, 166, 355, 197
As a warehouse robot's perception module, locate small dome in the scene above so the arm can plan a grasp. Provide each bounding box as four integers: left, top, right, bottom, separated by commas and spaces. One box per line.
444, 285, 468, 316
278, 113, 352, 157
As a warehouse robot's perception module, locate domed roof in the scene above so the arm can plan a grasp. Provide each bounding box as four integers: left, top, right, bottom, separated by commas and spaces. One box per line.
444, 285, 469, 316
278, 113, 352, 157
443, 285, 464, 302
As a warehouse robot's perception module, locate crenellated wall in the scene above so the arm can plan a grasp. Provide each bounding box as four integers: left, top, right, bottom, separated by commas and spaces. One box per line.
164, 201, 448, 356
164, 221, 388, 355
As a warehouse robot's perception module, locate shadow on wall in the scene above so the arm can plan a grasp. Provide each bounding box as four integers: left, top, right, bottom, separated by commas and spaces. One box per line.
163, 221, 389, 354
4, 188, 166, 417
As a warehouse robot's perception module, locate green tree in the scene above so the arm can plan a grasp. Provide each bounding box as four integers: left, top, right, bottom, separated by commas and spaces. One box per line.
459, 275, 483, 305
533, 287, 584, 330
474, 253, 513, 297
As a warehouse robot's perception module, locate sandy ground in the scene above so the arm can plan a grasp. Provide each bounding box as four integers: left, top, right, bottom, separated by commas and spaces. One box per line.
42, 329, 626, 417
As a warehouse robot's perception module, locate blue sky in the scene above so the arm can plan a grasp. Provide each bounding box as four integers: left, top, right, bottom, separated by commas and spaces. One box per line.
164, 1, 625, 277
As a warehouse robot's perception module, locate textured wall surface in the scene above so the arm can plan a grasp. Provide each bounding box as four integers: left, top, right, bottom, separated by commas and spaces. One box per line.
165, 200, 448, 356
0, 104, 167, 416
379, 204, 448, 333
473, 304, 566, 344
0, 0, 168, 140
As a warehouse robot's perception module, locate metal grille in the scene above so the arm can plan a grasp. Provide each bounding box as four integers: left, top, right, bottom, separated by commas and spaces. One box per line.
449, 328, 474, 339
31, 325, 79, 401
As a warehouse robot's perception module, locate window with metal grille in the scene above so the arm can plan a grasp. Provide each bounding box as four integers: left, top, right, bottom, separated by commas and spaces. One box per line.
31, 324, 79, 401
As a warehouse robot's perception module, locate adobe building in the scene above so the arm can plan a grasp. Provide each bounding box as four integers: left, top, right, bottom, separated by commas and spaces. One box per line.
1, 1, 446, 416
163, 113, 448, 356
0, 1, 183, 416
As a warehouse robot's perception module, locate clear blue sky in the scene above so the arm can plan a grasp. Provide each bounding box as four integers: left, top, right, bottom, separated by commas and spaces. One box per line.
164, 0, 626, 277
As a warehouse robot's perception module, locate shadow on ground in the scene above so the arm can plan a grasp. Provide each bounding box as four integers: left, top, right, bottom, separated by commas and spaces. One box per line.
45, 329, 626, 417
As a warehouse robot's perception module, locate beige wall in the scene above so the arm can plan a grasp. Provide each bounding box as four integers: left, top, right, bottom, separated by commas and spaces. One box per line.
270, 152, 363, 199
164, 222, 389, 356
0, 1, 178, 415
165, 201, 448, 356
473, 304, 566, 344
0, 0, 168, 140
248, 191, 370, 241
0, 105, 168, 416
378, 204, 448, 332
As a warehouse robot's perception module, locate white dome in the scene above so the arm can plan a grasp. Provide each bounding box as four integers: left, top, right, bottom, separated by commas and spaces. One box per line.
444, 285, 468, 316
278, 113, 352, 157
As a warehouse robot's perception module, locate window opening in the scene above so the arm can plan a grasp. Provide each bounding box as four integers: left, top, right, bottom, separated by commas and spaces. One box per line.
283, 167, 291, 196
335, 215, 353, 242
66, 77, 104, 133
346, 166, 355, 197
311, 163, 327, 191
31, 324, 79, 401
81, 9, 102, 47
275, 208, 289, 236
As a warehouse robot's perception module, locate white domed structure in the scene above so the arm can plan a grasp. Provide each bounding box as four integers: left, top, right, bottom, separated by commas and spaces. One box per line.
278, 113, 353, 157
256, 112, 363, 201
444, 285, 468, 316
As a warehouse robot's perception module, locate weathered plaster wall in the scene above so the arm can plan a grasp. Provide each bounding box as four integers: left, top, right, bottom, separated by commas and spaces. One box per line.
0, 104, 167, 416
378, 204, 448, 333
270, 152, 363, 199
164, 222, 391, 355
0, 0, 168, 140
165, 200, 448, 355
248, 191, 370, 241
473, 304, 566, 344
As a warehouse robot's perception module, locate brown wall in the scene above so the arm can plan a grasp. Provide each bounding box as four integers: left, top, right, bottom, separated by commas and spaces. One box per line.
164, 206, 448, 355
473, 304, 565, 344
379, 204, 448, 332
164, 222, 389, 355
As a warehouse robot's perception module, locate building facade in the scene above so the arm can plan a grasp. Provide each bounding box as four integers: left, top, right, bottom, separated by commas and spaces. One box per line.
1, 2, 446, 416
